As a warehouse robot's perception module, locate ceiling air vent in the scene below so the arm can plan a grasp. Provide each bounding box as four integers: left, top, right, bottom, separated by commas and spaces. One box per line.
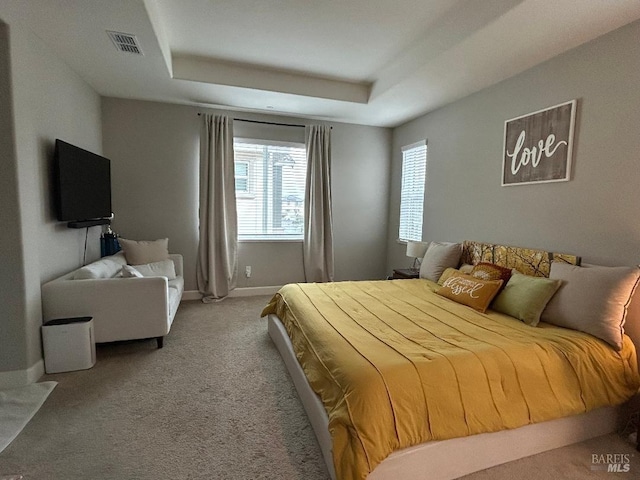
107, 31, 143, 55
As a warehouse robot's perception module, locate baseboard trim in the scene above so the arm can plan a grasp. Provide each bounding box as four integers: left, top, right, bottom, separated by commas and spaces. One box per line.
182, 286, 282, 301
229, 286, 282, 297
182, 290, 203, 301
0, 359, 45, 389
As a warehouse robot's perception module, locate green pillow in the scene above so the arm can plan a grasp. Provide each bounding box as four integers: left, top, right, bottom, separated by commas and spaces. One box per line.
492, 273, 562, 326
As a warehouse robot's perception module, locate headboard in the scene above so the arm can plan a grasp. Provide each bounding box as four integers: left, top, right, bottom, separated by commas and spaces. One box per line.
460, 240, 581, 277
461, 241, 640, 372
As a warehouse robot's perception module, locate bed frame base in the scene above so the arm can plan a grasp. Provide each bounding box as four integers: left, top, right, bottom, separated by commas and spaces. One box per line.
267, 314, 621, 480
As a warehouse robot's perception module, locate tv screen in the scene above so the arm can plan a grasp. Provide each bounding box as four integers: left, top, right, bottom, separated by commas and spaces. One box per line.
54, 139, 112, 222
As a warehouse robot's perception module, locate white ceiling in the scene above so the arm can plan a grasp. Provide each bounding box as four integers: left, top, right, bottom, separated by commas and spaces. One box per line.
1, 0, 639, 127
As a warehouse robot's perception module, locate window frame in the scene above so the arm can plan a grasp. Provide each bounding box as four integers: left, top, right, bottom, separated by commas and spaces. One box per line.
233, 137, 307, 242
398, 140, 427, 244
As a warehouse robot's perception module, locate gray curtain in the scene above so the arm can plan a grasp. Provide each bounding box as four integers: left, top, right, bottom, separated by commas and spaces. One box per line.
196, 114, 238, 301
303, 125, 334, 282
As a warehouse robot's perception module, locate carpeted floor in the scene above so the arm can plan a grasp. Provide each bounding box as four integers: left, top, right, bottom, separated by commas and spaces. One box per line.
0, 296, 637, 479
0, 381, 56, 454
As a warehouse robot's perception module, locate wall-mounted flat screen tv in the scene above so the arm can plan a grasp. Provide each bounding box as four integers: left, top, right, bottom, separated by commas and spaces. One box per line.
54, 139, 112, 225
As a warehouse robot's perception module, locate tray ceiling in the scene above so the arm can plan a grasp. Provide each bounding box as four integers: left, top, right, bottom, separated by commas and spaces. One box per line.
1, 0, 639, 127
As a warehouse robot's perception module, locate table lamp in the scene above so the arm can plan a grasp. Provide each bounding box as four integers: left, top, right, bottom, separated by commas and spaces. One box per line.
406, 241, 429, 270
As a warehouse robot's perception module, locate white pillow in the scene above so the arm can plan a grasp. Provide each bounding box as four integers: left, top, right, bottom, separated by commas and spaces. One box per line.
121, 265, 144, 278
74, 259, 123, 280
419, 242, 463, 282
541, 262, 640, 350
119, 238, 169, 265
122, 259, 176, 280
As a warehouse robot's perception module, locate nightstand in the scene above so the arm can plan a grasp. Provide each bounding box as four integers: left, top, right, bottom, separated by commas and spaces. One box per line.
392, 268, 420, 279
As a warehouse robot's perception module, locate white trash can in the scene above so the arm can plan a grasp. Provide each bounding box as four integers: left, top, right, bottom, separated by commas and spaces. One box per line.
42, 317, 96, 373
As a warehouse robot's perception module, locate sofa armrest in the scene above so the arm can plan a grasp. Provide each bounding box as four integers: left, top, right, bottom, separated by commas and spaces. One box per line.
42, 276, 171, 343
169, 253, 183, 278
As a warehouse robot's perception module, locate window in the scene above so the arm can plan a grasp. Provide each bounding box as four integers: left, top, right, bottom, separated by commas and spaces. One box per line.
398, 140, 427, 242
234, 139, 307, 240
235, 161, 250, 193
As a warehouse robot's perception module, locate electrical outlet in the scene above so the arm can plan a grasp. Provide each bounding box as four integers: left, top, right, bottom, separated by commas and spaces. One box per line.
245, 266, 252, 278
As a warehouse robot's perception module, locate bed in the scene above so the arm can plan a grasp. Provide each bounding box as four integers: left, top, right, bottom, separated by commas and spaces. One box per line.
262, 241, 640, 480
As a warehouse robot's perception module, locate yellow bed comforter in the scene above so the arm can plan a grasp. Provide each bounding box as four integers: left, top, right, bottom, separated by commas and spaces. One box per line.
261, 279, 640, 480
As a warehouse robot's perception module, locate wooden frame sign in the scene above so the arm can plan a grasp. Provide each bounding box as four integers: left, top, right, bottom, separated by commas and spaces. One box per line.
502, 99, 576, 186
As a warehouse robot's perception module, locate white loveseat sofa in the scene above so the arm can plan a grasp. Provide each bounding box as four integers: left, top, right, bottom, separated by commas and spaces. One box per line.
41, 252, 184, 348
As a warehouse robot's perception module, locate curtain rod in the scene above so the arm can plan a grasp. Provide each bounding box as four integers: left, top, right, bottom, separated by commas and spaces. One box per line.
235, 118, 306, 128
197, 113, 331, 129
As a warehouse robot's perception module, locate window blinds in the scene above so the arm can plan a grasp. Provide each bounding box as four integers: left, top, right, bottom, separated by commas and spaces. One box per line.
233, 139, 307, 240
398, 140, 427, 242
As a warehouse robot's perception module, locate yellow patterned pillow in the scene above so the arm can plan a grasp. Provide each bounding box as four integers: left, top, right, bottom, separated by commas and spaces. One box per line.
438, 265, 476, 285
437, 271, 504, 313
471, 262, 512, 286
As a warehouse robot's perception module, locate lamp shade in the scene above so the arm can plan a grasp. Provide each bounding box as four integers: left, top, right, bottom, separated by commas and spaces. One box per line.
406, 241, 429, 259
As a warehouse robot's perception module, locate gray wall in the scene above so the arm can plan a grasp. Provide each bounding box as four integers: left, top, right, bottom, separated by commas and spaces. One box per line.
0, 20, 28, 376
387, 20, 640, 272
0, 18, 102, 381
101, 98, 391, 291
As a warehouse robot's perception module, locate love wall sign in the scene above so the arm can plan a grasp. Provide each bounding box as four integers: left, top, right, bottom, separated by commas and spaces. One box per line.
502, 100, 577, 186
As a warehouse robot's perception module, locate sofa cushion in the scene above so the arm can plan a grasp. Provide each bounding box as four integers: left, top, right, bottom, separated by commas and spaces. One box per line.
121, 259, 177, 280
136, 259, 176, 279
119, 238, 169, 265
74, 258, 125, 280
168, 277, 184, 293
121, 265, 144, 278
168, 286, 181, 323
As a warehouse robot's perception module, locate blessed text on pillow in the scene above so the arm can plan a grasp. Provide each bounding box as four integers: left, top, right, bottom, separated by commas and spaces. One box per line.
437, 271, 503, 313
